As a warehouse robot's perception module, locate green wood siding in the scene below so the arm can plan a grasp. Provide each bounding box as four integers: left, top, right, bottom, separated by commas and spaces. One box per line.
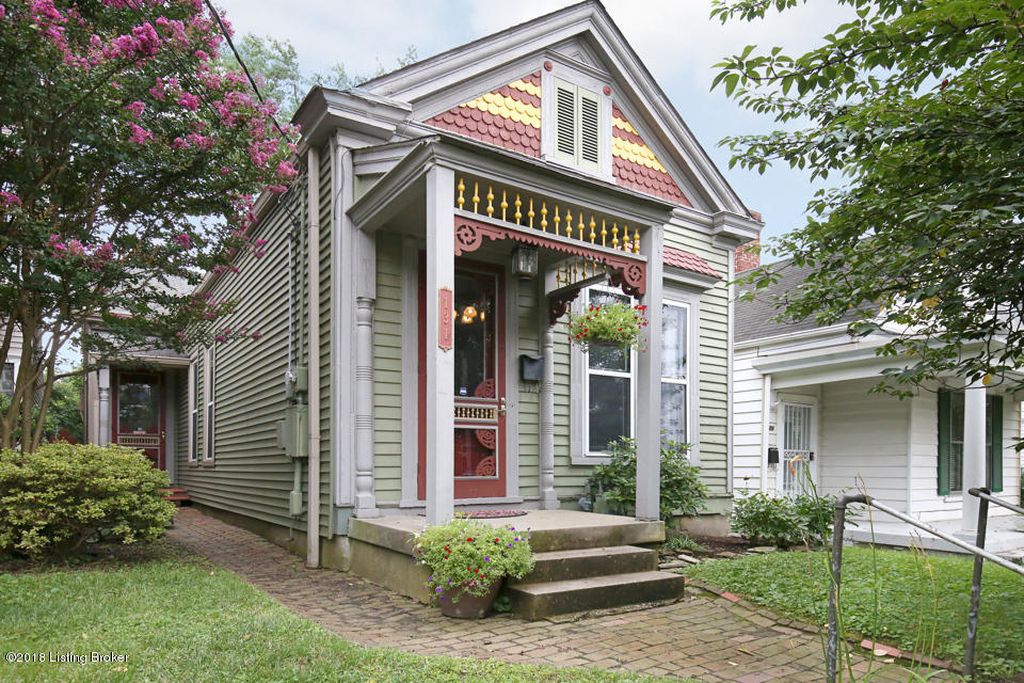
373, 236, 404, 503
176, 144, 334, 535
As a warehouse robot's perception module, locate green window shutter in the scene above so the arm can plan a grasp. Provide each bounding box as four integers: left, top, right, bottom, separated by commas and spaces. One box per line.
988, 395, 1003, 493
937, 389, 952, 496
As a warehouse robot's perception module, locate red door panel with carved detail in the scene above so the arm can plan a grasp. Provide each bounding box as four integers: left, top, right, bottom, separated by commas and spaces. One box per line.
418, 258, 507, 500
112, 372, 165, 469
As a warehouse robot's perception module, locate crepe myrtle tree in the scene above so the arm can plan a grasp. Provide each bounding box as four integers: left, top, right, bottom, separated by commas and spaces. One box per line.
0, 0, 299, 451
712, 0, 1024, 395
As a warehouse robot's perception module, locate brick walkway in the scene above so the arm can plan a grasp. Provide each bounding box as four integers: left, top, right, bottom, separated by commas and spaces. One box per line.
167, 508, 937, 682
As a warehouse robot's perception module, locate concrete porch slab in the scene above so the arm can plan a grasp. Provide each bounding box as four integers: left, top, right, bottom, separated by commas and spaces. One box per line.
349, 510, 666, 555
846, 512, 1024, 555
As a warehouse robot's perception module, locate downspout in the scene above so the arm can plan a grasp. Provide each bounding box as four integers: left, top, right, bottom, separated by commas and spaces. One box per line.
726, 249, 735, 495
306, 146, 322, 569
760, 373, 771, 492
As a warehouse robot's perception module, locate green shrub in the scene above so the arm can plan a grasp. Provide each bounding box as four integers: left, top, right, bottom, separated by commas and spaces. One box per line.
587, 437, 707, 523
731, 491, 837, 548
0, 443, 175, 559
413, 517, 535, 603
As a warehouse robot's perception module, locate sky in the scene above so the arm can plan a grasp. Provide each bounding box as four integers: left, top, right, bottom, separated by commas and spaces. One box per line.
215, 0, 853, 256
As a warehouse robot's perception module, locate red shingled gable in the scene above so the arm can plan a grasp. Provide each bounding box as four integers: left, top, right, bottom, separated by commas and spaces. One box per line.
664, 246, 719, 279
612, 104, 691, 207
424, 72, 542, 158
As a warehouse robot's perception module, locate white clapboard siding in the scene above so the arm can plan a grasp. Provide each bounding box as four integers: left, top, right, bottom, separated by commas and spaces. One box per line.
732, 347, 765, 493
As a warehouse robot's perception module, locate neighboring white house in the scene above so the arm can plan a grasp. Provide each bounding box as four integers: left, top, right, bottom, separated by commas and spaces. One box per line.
1, 324, 23, 398
731, 258, 1023, 552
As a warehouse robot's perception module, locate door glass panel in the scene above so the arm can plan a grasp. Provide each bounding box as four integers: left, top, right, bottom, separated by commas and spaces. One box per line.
454, 427, 498, 478
589, 374, 630, 453
453, 272, 496, 398
782, 403, 813, 496
119, 378, 159, 433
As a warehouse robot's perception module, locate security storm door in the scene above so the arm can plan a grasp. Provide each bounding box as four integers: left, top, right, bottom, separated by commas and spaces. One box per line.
418, 261, 508, 500
112, 372, 165, 469
780, 402, 816, 496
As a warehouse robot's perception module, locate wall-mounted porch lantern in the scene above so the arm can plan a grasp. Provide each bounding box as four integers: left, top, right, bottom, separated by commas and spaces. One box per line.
511, 246, 539, 279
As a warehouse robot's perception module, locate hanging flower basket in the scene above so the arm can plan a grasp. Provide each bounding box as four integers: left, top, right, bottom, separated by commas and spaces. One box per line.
568, 302, 649, 352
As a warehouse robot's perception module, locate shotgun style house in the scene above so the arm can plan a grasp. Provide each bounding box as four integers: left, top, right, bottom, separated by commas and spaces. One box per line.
83, 1, 762, 613
731, 256, 1023, 553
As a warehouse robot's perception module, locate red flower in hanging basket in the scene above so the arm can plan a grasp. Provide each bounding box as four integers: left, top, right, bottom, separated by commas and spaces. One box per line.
568, 301, 648, 352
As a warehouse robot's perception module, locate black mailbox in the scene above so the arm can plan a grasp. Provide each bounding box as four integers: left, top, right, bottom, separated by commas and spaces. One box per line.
520, 355, 544, 382
767, 447, 779, 465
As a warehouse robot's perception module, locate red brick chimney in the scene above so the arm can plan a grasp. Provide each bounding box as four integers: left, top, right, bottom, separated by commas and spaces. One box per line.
735, 238, 760, 273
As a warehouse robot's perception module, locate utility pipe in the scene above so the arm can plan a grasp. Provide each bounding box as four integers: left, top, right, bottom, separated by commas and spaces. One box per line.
306, 146, 321, 569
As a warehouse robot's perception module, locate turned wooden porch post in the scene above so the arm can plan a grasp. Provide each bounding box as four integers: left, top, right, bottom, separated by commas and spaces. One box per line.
635, 224, 664, 521
425, 166, 456, 525
961, 378, 987, 534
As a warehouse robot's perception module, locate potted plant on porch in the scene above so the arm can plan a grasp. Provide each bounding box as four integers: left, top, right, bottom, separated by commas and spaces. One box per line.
413, 516, 534, 619
567, 301, 649, 352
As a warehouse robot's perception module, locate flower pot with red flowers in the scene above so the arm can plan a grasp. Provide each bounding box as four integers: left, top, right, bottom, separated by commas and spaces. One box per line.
413, 516, 534, 619
568, 301, 649, 353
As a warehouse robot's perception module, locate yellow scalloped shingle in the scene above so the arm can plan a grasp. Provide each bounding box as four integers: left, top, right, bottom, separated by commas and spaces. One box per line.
612, 136, 668, 173
461, 92, 541, 129
509, 79, 542, 98
612, 115, 639, 136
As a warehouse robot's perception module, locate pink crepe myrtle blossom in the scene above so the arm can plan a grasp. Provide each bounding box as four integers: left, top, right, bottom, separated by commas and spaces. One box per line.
125, 100, 145, 119
275, 160, 298, 180
250, 331, 263, 341
178, 91, 199, 111
173, 233, 192, 248
0, 191, 21, 208
127, 123, 153, 144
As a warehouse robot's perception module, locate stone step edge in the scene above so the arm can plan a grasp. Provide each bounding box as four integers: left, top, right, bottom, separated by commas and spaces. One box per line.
508, 569, 684, 595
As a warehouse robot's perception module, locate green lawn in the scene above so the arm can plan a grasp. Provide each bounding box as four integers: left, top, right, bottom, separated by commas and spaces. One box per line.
0, 553, 672, 682
685, 546, 1024, 681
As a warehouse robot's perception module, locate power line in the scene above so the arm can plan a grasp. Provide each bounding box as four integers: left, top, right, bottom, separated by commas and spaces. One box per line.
203, 0, 290, 140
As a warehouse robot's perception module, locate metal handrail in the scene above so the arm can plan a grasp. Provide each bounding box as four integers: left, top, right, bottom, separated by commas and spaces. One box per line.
826, 491, 1024, 683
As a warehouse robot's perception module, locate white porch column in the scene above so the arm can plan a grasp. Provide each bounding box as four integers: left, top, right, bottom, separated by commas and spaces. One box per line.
353, 294, 379, 518
961, 378, 987, 534
425, 166, 456, 525
539, 324, 559, 509
635, 224, 665, 521
97, 365, 111, 446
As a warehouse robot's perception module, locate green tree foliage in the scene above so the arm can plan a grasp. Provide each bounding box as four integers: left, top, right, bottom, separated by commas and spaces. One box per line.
225, 35, 418, 118
712, 0, 1024, 393
0, 443, 175, 559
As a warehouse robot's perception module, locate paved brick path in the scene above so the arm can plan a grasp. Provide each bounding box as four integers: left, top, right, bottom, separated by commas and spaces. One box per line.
167, 508, 940, 682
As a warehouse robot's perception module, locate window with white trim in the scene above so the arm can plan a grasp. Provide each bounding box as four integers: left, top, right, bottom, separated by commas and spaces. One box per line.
552, 77, 604, 174
203, 346, 215, 462
188, 357, 200, 462
579, 288, 694, 457
1, 362, 14, 397
660, 300, 689, 444
583, 287, 635, 456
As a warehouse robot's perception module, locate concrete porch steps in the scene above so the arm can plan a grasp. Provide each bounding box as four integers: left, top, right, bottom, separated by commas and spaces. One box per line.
508, 545, 657, 584
508, 570, 685, 621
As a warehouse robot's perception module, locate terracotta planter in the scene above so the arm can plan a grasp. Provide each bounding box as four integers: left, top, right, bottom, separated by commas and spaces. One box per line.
439, 580, 502, 619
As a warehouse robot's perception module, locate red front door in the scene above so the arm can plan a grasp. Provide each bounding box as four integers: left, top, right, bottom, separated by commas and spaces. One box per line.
112, 372, 165, 469
418, 260, 507, 500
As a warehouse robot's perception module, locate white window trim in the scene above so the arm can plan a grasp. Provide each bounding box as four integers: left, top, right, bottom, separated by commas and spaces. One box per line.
540, 60, 613, 180
203, 345, 215, 462
662, 284, 701, 464
660, 298, 690, 447
187, 358, 199, 463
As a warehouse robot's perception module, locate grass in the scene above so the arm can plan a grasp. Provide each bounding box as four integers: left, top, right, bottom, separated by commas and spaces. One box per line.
0, 552, 681, 683
685, 546, 1024, 681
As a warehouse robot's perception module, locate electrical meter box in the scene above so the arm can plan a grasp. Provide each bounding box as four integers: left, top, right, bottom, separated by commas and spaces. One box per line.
284, 365, 309, 400
275, 404, 308, 458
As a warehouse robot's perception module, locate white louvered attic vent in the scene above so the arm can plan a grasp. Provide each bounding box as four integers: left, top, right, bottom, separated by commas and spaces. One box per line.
551, 78, 604, 173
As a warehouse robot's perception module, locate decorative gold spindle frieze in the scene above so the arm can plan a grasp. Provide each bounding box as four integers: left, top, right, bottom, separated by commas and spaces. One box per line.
553, 204, 561, 235
514, 194, 522, 224
500, 190, 508, 221
621, 225, 631, 251
528, 198, 535, 228
473, 181, 480, 213
577, 211, 584, 242
565, 208, 573, 238
633, 231, 641, 254
540, 201, 547, 231
612, 222, 619, 249
486, 185, 494, 217
601, 219, 607, 247
589, 216, 597, 244
457, 177, 465, 209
